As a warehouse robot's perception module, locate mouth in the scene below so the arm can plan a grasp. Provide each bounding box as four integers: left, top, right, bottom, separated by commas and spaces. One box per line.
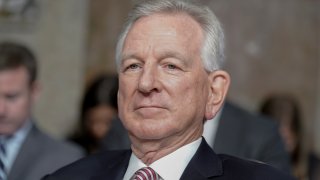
134, 106, 167, 118
134, 104, 169, 113
135, 105, 166, 110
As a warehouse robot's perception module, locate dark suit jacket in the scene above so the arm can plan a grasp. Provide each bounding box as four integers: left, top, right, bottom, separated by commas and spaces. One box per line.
213, 102, 291, 172
7, 124, 84, 180
42, 138, 294, 180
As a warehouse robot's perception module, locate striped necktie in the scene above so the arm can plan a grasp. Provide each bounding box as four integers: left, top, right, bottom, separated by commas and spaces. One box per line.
0, 141, 6, 180
132, 167, 160, 180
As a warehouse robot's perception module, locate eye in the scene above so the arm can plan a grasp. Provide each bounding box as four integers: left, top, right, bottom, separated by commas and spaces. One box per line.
123, 63, 142, 72
128, 64, 140, 69
167, 64, 177, 70
164, 63, 182, 72
5, 93, 19, 101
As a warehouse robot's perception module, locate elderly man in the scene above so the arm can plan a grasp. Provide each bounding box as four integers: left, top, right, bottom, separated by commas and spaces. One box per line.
43, 0, 294, 179
0, 42, 84, 180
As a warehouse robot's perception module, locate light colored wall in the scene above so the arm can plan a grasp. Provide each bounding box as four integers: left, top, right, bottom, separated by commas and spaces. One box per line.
0, 0, 89, 138
85, 0, 134, 83
316, 10, 320, 154
202, 0, 320, 154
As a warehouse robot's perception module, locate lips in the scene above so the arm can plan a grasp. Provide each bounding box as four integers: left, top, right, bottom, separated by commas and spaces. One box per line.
133, 102, 168, 114
133, 105, 167, 119
134, 105, 166, 110
132, 97, 168, 112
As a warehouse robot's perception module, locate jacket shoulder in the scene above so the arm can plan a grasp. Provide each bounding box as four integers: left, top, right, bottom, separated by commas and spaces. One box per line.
42, 150, 131, 180
218, 154, 295, 180
29, 126, 85, 159
224, 102, 278, 131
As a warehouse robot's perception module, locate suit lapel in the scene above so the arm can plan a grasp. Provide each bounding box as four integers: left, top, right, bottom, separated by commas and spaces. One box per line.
8, 125, 42, 180
180, 138, 223, 180
93, 150, 131, 180
94, 139, 223, 180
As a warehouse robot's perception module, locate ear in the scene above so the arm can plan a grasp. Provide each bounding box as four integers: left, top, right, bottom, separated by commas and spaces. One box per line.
30, 81, 41, 103
205, 70, 230, 120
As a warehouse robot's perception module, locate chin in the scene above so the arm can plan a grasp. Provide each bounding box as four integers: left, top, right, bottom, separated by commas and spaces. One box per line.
0, 128, 15, 135
133, 125, 175, 141
123, 115, 176, 139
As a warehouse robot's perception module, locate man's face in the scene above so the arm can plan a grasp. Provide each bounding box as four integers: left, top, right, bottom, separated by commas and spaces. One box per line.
118, 13, 225, 142
0, 66, 36, 135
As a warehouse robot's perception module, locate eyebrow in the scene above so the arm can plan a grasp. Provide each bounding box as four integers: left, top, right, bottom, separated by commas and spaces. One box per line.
120, 50, 190, 66
157, 51, 192, 68
157, 51, 186, 61
120, 53, 142, 64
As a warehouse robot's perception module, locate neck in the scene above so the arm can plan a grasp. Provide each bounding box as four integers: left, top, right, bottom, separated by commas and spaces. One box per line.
130, 129, 202, 165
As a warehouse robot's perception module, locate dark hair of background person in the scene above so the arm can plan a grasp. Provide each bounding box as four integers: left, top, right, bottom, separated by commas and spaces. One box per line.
259, 94, 319, 180
0, 41, 37, 84
69, 74, 118, 154
80, 74, 118, 119
260, 95, 302, 167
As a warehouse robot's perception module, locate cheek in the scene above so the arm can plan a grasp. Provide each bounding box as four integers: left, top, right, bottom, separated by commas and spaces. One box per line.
176, 78, 207, 105
117, 92, 126, 120
10, 98, 32, 117
118, 77, 138, 114
118, 77, 134, 102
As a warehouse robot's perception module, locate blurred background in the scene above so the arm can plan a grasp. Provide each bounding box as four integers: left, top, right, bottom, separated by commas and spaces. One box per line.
0, 0, 318, 157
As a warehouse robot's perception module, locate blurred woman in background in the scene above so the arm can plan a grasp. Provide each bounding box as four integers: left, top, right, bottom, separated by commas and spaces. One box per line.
260, 94, 320, 180
69, 74, 119, 154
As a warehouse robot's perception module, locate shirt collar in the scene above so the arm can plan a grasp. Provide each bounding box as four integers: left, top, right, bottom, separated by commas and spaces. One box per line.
203, 108, 222, 148
123, 137, 202, 180
2, 120, 32, 173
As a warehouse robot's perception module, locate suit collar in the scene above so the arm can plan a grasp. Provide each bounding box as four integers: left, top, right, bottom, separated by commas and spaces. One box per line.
7, 123, 37, 179
93, 150, 131, 180
180, 138, 223, 179
92, 138, 223, 180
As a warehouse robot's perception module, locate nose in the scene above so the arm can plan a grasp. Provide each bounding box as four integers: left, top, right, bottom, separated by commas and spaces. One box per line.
138, 65, 161, 94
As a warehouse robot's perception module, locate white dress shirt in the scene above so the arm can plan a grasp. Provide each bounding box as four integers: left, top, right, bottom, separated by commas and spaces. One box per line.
0, 120, 32, 175
202, 109, 222, 148
123, 138, 202, 180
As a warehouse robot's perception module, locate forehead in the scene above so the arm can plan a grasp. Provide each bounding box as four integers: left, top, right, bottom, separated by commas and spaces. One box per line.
120, 13, 205, 70
0, 67, 30, 90
123, 12, 204, 51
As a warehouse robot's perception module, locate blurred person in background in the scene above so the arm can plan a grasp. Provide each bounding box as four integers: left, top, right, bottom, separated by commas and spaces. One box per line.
0, 41, 84, 180
69, 74, 129, 154
204, 100, 291, 173
260, 94, 320, 180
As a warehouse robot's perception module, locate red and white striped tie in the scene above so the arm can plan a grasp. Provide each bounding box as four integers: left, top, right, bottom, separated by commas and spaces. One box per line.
132, 167, 160, 180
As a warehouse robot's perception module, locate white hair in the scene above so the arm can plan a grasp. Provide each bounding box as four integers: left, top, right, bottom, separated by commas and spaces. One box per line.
115, 0, 225, 72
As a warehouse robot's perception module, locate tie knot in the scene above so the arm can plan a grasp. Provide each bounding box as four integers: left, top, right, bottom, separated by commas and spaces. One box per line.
132, 167, 160, 180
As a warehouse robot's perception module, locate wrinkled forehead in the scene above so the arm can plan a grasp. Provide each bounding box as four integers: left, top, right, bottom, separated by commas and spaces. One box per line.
122, 13, 204, 56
